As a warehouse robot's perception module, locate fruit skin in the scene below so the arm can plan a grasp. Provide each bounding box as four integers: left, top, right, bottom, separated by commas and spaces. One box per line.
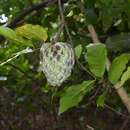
40, 42, 75, 86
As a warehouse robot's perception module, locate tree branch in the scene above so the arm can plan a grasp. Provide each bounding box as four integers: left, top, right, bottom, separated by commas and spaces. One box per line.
88, 24, 130, 114
0, 0, 58, 42
78, 1, 130, 114
58, 0, 95, 78
8, 0, 58, 28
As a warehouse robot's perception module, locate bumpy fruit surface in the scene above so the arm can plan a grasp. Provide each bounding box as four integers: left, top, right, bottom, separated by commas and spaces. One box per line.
40, 42, 75, 86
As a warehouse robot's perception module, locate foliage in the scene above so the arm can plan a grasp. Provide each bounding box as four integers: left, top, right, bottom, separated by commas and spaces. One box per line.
120, 67, 130, 86
0, 0, 130, 118
59, 80, 95, 114
96, 91, 107, 107
16, 24, 48, 41
106, 33, 130, 52
108, 53, 130, 84
86, 43, 107, 77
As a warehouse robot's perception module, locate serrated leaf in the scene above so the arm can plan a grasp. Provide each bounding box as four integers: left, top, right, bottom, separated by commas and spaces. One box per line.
108, 53, 130, 84
0, 26, 32, 45
16, 24, 48, 41
86, 43, 107, 77
96, 91, 107, 107
120, 67, 130, 86
59, 80, 95, 114
75, 44, 82, 59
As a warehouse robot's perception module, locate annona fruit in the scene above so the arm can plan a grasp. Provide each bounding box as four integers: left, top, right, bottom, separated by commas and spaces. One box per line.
40, 42, 75, 86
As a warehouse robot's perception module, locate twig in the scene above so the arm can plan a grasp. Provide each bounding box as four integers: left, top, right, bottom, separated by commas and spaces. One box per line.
78, 1, 130, 114
0, 0, 61, 43
105, 104, 130, 119
8, 0, 58, 28
87, 25, 111, 71
88, 24, 130, 114
6, 63, 34, 80
58, 0, 95, 78
58, 0, 73, 47
51, 22, 64, 43
88, 87, 101, 103
86, 124, 95, 130
0, 47, 33, 66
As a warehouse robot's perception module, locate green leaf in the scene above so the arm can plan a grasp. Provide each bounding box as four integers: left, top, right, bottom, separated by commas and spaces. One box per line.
86, 43, 107, 77
66, 10, 73, 17
96, 91, 107, 107
84, 0, 96, 8
0, 26, 17, 40
120, 67, 130, 86
74, 44, 82, 59
96, 0, 125, 31
101, 10, 113, 32
86, 9, 98, 25
0, 26, 32, 46
108, 53, 130, 84
16, 24, 48, 41
59, 80, 95, 114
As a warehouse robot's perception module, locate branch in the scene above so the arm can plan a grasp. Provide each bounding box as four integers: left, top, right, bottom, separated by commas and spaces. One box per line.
58, 0, 95, 78
105, 104, 130, 119
8, 0, 58, 28
88, 24, 130, 114
0, 0, 58, 42
78, 1, 130, 114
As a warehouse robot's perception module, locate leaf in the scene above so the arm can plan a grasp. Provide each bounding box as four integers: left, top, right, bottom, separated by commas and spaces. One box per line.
0, 26, 17, 40
106, 33, 130, 52
108, 53, 130, 84
101, 10, 113, 32
16, 24, 48, 41
86, 43, 107, 77
84, 0, 96, 8
120, 67, 130, 86
96, 91, 107, 107
66, 10, 73, 17
96, 0, 125, 31
86, 9, 98, 25
74, 44, 82, 59
0, 26, 32, 46
59, 80, 95, 114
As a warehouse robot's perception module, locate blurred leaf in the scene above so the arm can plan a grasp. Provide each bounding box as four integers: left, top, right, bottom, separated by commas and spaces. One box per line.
96, 0, 125, 31
86, 43, 107, 77
75, 44, 82, 59
106, 33, 130, 52
41, 84, 51, 93
16, 24, 48, 41
84, 0, 96, 8
86, 9, 98, 25
101, 10, 113, 31
59, 80, 95, 114
120, 67, 130, 86
66, 10, 73, 17
0, 26, 32, 45
108, 53, 130, 84
0, 26, 17, 39
97, 91, 107, 107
